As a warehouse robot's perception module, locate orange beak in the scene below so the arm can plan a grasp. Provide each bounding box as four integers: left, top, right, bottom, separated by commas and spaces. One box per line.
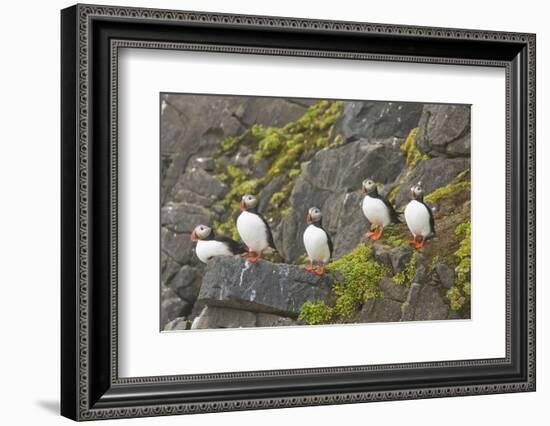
410, 189, 415, 199
362, 186, 367, 195
190, 231, 197, 241
306, 213, 312, 224
240, 200, 244, 210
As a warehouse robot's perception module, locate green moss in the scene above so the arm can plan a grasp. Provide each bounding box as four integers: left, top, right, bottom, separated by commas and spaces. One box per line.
288, 168, 301, 178
382, 225, 408, 248
425, 170, 471, 204
299, 301, 334, 325
447, 286, 467, 311
212, 100, 344, 239
400, 128, 427, 169
387, 185, 400, 203
269, 191, 286, 206
220, 136, 240, 152
446, 221, 471, 311
386, 236, 406, 247
325, 244, 387, 321
331, 134, 344, 147
393, 252, 417, 287
388, 127, 429, 203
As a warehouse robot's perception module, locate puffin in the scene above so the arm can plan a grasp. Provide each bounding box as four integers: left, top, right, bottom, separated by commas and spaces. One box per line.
303, 207, 333, 275
404, 182, 435, 249
361, 178, 400, 240
190, 224, 247, 263
236, 193, 276, 262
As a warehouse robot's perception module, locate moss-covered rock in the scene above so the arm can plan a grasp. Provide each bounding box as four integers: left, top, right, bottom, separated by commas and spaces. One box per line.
299, 244, 388, 324
212, 100, 344, 244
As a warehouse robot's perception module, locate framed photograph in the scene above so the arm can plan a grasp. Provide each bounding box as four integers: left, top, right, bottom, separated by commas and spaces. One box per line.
61, 4, 536, 421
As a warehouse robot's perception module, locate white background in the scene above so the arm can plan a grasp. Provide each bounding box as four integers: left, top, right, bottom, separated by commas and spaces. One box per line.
119, 49, 505, 377
0, 0, 547, 425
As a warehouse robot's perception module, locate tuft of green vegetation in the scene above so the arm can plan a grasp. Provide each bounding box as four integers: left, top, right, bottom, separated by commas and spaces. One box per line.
298, 301, 334, 325
400, 127, 428, 169
425, 170, 471, 204
387, 127, 428, 204
329, 244, 387, 320
393, 251, 417, 287
387, 185, 400, 203
300, 244, 388, 325
382, 225, 408, 248
446, 221, 471, 311
212, 100, 344, 240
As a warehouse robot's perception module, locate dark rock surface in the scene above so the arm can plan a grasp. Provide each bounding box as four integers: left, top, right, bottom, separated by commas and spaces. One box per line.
278, 139, 405, 261
164, 317, 190, 331
379, 277, 409, 303
413, 285, 450, 321
171, 265, 199, 302
393, 157, 470, 207
401, 283, 422, 321
256, 313, 299, 327
334, 101, 424, 141
160, 286, 190, 329
416, 104, 470, 157
361, 298, 403, 323
199, 257, 332, 317
190, 307, 299, 329
434, 263, 455, 289
191, 306, 257, 329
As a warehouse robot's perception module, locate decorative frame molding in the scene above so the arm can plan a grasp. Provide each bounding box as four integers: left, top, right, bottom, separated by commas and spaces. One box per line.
61, 4, 535, 421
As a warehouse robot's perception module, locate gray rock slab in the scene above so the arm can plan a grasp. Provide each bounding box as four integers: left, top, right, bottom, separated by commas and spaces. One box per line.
401, 283, 422, 321
256, 313, 298, 327
199, 257, 333, 317
334, 101, 424, 141
161, 286, 190, 329
161, 202, 213, 234
191, 306, 257, 329
413, 285, 450, 321
360, 298, 403, 323
378, 277, 409, 303
435, 263, 456, 289
171, 265, 200, 302
416, 104, 470, 156
163, 317, 190, 331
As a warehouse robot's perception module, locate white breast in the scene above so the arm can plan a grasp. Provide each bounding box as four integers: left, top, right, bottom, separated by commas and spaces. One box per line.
404, 200, 432, 237
362, 196, 391, 227
195, 240, 234, 263
236, 211, 269, 252
303, 224, 331, 263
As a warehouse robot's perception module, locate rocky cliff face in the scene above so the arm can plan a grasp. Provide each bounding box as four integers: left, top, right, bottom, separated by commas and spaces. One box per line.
160, 95, 471, 330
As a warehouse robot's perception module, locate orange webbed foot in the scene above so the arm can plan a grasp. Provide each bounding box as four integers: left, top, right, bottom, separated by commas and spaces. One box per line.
371, 229, 384, 241
304, 262, 314, 271
415, 240, 426, 249
314, 265, 325, 276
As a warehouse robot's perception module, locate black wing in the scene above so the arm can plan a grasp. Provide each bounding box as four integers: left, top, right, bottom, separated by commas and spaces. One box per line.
213, 235, 247, 254
257, 213, 277, 251
381, 196, 401, 224
421, 201, 436, 237
322, 225, 334, 259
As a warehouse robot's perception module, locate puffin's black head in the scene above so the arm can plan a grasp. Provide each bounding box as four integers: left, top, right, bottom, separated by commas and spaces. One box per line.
306, 206, 322, 224
190, 224, 212, 241
410, 182, 424, 201
362, 178, 376, 195
240, 194, 258, 211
